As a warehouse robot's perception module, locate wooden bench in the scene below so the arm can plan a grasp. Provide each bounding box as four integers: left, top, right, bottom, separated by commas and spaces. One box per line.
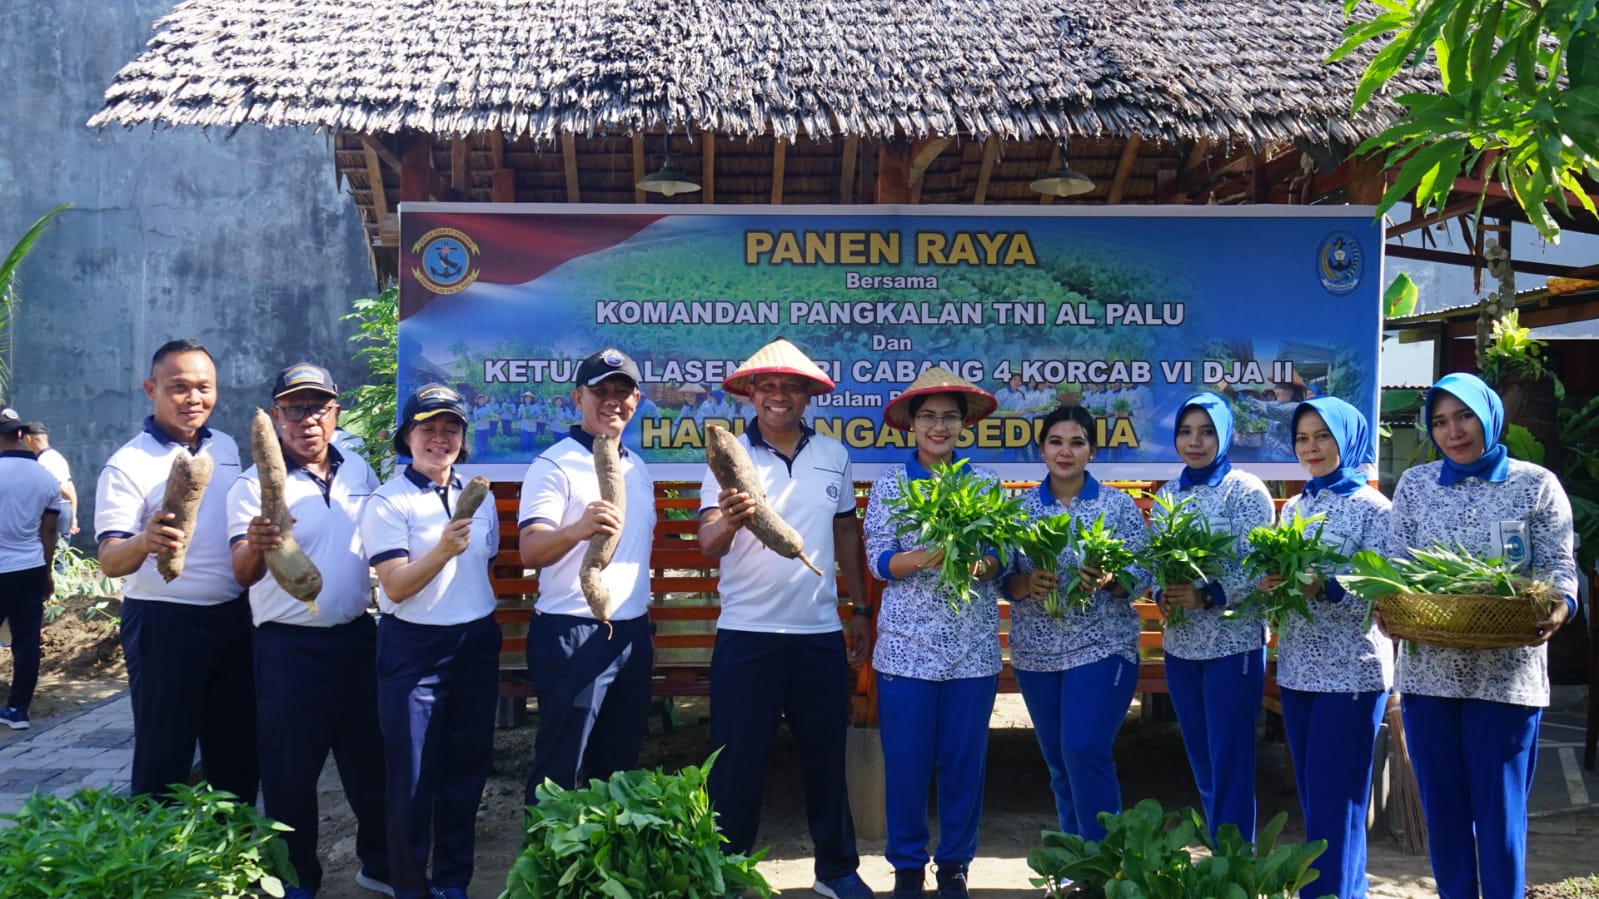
488, 481, 1282, 727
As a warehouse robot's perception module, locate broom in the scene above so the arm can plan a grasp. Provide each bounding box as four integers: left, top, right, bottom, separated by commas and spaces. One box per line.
1386, 692, 1428, 856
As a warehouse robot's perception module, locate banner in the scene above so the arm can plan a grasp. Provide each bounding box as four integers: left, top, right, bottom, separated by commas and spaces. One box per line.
398, 204, 1382, 481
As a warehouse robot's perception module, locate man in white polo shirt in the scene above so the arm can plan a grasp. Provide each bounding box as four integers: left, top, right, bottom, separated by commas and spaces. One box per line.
0, 407, 63, 730
21, 422, 77, 543
517, 348, 656, 805
95, 338, 256, 801
697, 338, 875, 899
227, 363, 391, 898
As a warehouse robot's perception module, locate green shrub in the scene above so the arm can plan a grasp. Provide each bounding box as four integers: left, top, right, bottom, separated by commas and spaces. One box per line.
0, 783, 294, 898
501, 751, 771, 899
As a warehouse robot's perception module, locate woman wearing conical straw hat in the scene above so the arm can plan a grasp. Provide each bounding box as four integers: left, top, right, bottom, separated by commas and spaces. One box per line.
862, 367, 1002, 899
1386, 372, 1576, 899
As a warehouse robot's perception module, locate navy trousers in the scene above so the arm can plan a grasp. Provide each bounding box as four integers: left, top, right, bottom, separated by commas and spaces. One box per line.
1164, 647, 1265, 841
707, 629, 860, 879
0, 566, 47, 711
524, 612, 653, 804
255, 616, 389, 893
1402, 694, 1540, 899
120, 594, 258, 802
1281, 687, 1388, 899
1014, 655, 1139, 839
376, 614, 500, 899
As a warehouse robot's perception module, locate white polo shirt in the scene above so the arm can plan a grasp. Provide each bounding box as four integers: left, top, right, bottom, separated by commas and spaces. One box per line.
227, 446, 379, 627
518, 429, 654, 621
95, 419, 244, 605
360, 465, 499, 626
36, 447, 71, 489
0, 451, 64, 573
698, 424, 853, 634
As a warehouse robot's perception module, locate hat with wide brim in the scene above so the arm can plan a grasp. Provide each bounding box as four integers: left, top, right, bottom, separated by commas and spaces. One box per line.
883, 367, 999, 431
722, 338, 835, 397
678, 382, 707, 395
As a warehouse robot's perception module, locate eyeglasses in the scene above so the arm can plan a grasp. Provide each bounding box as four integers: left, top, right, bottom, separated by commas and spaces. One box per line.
913, 412, 964, 429
276, 402, 336, 422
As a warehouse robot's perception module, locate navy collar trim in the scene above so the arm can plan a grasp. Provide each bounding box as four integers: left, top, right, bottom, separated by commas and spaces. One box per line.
906, 449, 963, 481
0, 449, 38, 460
568, 425, 630, 457
143, 415, 213, 451
746, 419, 812, 460
284, 444, 344, 475
1036, 470, 1101, 506
403, 464, 461, 492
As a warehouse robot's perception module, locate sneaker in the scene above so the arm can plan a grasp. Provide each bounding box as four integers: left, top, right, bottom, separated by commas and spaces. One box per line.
934, 864, 969, 899
354, 870, 395, 896
283, 888, 315, 899
0, 707, 29, 730
430, 889, 469, 899
892, 867, 925, 899
815, 871, 878, 899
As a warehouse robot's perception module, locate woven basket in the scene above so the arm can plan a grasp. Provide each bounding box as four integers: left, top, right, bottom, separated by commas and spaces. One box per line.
1377, 591, 1560, 649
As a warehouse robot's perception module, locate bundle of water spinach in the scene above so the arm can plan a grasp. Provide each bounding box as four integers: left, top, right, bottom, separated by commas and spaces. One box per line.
886, 459, 1025, 610
1143, 491, 1240, 627
1231, 510, 1347, 627
1340, 543, 1554, 629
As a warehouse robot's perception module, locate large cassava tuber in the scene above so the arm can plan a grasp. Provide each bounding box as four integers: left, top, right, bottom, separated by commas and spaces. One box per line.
156, 451, 214, 582
705, 424, 825, 576
579, 433, 624, 625
452, 476, 492, 523
252, 409, 323, 614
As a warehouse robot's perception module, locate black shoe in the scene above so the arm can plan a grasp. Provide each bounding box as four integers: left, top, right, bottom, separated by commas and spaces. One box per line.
934, 863, 969, 899
892, 867, 925, 899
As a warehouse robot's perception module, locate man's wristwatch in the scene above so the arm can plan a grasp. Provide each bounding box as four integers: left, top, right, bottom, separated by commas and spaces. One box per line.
850, 605, 873, 617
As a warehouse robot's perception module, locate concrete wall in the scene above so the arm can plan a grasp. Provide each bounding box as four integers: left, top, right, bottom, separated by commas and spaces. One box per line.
0, 0, 376, 544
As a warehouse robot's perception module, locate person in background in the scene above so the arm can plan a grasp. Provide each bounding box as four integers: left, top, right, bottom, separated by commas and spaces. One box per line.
96, 339, 256, 801
994, 373, 1027, 411
1153, 393, 1274, 841
470, 392, 496, 458
1264, 397, 1392, 899
1005, 405, 1150, 840
697, 338, 876, 899
697, 389, 733, 424
1387, 373, 1577, 899
0, 407, 63, 730
360, 384, 500, 899
864, 367, 1003, 899
21, 422, 77, 543
517, 349, 656, 804
517, 391, 542, 453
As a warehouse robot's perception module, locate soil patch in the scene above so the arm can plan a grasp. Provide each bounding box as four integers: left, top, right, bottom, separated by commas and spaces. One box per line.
0, 594, 126, 742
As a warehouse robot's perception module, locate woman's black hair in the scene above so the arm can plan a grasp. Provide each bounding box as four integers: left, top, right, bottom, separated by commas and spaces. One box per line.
907, 392, 969, 419
392, 417, 471, 463
1038, 405, 1098, 450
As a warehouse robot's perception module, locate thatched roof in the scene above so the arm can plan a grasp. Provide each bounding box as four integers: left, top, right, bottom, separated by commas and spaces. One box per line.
90, 0, 1426, 148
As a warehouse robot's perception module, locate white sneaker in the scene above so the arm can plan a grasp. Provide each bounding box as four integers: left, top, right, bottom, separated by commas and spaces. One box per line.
354, 870, 395, 896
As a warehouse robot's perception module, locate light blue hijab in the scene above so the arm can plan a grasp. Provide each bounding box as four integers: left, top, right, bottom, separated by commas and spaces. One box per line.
1426, 372, 1509, 485
1176, 392, 1234, 489
1293, 396, 1372, 497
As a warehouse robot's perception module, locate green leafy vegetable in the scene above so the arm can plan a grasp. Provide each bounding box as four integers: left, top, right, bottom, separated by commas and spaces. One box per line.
1230, 511, 1348, 628
1062, 512, 1141, 613
1143, 491, 1241, 627
885, 459, 1026, 610
1012, 512, 1076, 617
1339, 543, 1556, 633
503, 750, 772, 899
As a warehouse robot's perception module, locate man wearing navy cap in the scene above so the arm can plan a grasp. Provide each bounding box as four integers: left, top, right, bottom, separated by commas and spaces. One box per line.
227, 363, 392, 898
516, 348, 657, 803
0, 407, 63, 729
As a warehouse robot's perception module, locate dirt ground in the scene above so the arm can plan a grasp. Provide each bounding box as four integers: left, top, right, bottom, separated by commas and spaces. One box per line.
6, 606, 1598, 897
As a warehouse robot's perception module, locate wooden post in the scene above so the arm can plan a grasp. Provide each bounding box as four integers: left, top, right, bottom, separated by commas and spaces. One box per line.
875, 140, 911, 204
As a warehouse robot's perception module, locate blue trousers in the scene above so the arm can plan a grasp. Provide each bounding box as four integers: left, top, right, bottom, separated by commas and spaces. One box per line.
1281, 687, 1388, 899
376, 614, 499, 899
255, 617, 389, 893
1164, 647, 1265, 841
1014, 655, 1138, 839
473, 427, 492, 457
1401, 694, 1540, 899
0, 566, 47, 711
876, 671, 997, 871
524, 613, 653, 804
120, 595, 258, 802
707, 630, 859, 879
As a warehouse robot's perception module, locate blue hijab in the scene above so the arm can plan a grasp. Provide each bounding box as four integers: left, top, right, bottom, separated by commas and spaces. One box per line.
1175, 392, 1234, 489
1293, 396, 1372, 497
1426, 372, 1509, 485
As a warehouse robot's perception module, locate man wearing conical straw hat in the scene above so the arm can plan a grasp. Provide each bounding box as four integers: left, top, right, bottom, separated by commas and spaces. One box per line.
698, 338, 877, 899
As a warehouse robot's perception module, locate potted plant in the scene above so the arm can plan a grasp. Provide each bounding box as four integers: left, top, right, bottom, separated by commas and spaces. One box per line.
1111, 396, 1134, 419
1058, 382, 1085, 406
1481, 309, 1562, 477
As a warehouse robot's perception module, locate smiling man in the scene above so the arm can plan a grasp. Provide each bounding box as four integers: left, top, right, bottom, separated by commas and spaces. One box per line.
516, 348, 657, 805
697, 338, 876, 899
226, 363, 391, 899
95, 339, 255, 801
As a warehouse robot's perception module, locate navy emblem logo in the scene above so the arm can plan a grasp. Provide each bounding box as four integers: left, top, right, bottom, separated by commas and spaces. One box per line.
1316, 231, 1363, 295
411, 227, 481, 295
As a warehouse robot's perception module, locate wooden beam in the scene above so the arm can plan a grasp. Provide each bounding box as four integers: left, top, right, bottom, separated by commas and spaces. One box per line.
1346, 155, 1386, 205
1388, 196, 1483, 238
361, 134, 404, 174
1385, 243, 1588, 278
491, 168, 516, 203
701, 134, 716, 204
633, 133, 646, 203
1184, 138, 1213, 173
362, 142, 390, 238
1039, 144, 1061, 206
1450, 176, 1599, 220
450, 138, 469, 195
561, 132, 580, 203
488, 132, 505, 169
876, 141, 911, 204
908, 137, 951, 190
973, 136, 1000, 204
1106, 135, 1143, 205
839, 136, 859, 203
399, 132, 446, 201
771, 139, 787, 205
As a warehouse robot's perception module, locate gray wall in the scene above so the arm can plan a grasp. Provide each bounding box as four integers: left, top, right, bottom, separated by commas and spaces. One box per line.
1, 0, 376, 544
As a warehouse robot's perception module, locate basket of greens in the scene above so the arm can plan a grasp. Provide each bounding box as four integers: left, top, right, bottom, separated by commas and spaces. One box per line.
1143, 492, 1240, 627
1339, 545, 1562, 649
886, 459, 1026, 610
1228, 511, 1348, 627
